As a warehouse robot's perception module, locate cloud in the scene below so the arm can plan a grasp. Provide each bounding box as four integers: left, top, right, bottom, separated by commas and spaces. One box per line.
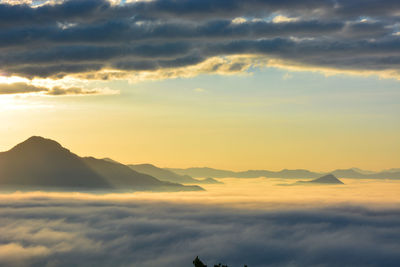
45, 86, 114, 96
0, 82, 47, 94
75, 55, 258, 83
0, 194, 399, 267
0, 0, 400, 84
0, 82, 118, 96
272, 15, 298, 23
0, 243, 50, 266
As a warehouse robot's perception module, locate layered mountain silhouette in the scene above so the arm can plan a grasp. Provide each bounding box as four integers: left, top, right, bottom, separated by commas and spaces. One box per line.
129, 164, 222, 184
279, 174, 344, 186
199, 177, 223, 184
384, 168, 400, 173
0, 136, 203, 192
170, 167, 400, 179
168, 167, 322, 179
297, 174, 344, 185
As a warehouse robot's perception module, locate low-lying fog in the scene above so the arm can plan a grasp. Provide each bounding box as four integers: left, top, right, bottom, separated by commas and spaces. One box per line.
1, 178, 399, 266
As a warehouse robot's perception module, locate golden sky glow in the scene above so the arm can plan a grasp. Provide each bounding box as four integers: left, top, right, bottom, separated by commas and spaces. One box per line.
1, 65, 399, 172
0, 0, 399, 172
1, 68, 400, 172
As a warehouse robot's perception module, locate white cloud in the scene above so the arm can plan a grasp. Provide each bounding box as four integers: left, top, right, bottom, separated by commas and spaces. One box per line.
272, 15, 298, 23
0, 194, 399, 267
231, 17, 247, 24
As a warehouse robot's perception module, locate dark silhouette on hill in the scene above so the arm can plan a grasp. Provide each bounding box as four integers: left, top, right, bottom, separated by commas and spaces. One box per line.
0, 136, 203, 192
193, 256, 207, 267
193, 256, 247, 267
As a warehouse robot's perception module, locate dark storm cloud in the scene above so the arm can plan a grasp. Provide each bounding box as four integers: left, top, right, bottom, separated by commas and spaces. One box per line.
113, 54, 205, 71
0, 19, 346, 47
0, 0, 398, 27
0, 196, 400, 267
0, 0, 114, 28
0, 0, 399, 80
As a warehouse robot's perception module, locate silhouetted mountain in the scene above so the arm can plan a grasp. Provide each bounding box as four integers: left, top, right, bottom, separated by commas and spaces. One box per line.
129, 164, 199, 183
366, 171, 400, 179
350, 168, 376, 175
0, 136, 203, 192
331, 168, 400, 179
0, 136, 111, 189
85, 158, 203, 191
384, 168, 400, 173
169, 167, 237, 178
129, 164, 223, 185
304, 174, 344, 184
279, 174, 345, 186
198, 177, 223, 184
273, 169, 321, 178
169, 167, 321, 179
170, 167, 400, 179
331, 169, 368, 178
102, 157, 122, 164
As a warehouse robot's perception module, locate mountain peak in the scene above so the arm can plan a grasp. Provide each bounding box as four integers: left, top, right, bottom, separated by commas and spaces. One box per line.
9, 136, 66, 153
26, 135, 58, 143
311, 174, 344, 184
0, 137, 203, 192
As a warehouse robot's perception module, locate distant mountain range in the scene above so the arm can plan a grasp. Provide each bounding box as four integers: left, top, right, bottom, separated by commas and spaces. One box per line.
1, 136, 397, 193
0, 136, 203, 192
168, 167, 400, 179
383, 168, 400, 173
128, 164, 222, 184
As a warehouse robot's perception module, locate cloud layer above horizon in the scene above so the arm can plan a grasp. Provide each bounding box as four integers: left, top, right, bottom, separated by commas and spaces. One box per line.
1, 0, 400, 94
0, 195, 399, 267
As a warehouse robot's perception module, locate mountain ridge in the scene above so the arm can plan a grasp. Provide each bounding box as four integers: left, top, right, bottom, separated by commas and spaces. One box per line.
129, 163, 222, 184
169, 167, 400, 179
0, 136, 203, 192
278, 174, 345, 186
300, 174, 344, 184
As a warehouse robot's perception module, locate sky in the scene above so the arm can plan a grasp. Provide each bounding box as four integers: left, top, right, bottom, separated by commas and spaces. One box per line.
0, 0, 399, 171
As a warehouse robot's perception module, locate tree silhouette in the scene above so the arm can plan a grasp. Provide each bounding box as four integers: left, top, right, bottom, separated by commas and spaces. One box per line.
193, 256, 207, 267
193, 256, 247, 267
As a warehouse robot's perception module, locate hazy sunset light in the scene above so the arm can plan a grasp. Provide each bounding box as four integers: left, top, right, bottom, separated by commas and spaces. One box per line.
0, 1, 399, 266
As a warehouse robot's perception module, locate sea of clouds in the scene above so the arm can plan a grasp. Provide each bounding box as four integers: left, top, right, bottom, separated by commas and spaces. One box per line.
1, 193, 399, 267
